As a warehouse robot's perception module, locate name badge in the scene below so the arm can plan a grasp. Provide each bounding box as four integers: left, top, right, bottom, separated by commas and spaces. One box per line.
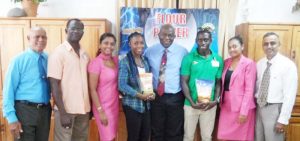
211, 59, 219, 67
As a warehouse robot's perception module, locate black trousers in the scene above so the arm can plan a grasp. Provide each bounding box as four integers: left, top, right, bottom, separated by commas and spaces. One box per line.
150, 92, 184, 141
15, 102, 52, 141
123, 105, 151, 141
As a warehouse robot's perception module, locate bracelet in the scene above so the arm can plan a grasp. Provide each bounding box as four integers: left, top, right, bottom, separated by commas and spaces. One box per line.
97, 106, 102, 111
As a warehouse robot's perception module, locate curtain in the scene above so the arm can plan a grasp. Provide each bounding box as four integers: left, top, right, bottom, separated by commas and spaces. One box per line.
179, 0, 218, 9
117, 0, 240, 57
119, 0, 176, 8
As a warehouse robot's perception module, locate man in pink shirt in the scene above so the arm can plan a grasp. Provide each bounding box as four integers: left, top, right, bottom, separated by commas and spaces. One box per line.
48, 18, 91, 141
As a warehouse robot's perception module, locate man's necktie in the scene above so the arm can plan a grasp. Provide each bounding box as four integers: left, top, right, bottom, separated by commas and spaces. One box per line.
38, 55, 50, 97
38, 55, 46, 79
257, 62, 272, 107
157, 49, 167, 96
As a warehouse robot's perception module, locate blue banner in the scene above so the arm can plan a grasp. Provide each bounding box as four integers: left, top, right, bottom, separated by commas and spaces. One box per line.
120, 7, 219, 55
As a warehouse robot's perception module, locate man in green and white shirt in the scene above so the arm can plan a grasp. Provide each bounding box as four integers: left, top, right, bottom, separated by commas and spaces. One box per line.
180, 28, 224, 141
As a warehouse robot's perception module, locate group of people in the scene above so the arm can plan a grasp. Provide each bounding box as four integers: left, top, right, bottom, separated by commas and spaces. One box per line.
2, 18, 298, 141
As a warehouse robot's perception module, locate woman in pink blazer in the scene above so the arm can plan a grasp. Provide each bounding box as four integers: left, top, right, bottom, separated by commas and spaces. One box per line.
217, 36, 256, 141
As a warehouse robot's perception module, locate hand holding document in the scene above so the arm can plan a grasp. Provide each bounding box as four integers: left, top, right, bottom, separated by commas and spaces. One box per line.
139, 73, 154, 94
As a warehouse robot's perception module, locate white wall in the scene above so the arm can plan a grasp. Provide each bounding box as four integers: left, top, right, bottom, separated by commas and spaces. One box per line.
1, 0, 300, 33
0, 0, 118, 34
247, 0, 300, 23
0, 1, 17, 16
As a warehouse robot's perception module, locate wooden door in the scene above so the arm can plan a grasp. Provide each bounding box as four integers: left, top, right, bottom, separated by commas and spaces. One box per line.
290, 26, 300, 141
291, 26, 300, 101
80, 20, 107, 59
0, 19, 30, 141
247, 25, 293, 61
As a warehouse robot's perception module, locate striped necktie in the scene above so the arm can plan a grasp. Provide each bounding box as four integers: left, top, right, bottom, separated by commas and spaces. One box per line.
257, 62, 272, 107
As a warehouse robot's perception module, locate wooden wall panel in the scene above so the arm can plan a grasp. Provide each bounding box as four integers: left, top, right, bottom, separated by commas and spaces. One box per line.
0, 20, 30, 93
247, 25, 293, 61
31, 20, 65, 54
116, 106, 127, 141
80, 20, 107, 59
292, 26, 300, 99
286, 117, 300, 141
0, 19, 30, 141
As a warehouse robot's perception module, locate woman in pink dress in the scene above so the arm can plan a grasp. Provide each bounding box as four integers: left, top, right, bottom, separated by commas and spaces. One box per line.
88, 33, 119, 141
217, 36, 256, 141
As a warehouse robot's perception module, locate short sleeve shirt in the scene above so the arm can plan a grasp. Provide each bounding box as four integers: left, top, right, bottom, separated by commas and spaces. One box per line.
181, 50, 224, 106
48, 41, 91, 114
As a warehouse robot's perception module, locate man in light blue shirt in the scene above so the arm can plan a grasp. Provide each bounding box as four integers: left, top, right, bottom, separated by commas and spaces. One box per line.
145, 42, 187, 93
144, 24, 188, 141
2, 27, 51, 141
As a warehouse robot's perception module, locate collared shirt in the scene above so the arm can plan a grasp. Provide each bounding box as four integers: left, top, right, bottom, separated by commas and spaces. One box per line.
3, 48, 50, 123
255, 53, 298, 124
118, 52, 151, 113
48, 41, 91, 114
144, 43, 188, 94
181, 50, 223, 106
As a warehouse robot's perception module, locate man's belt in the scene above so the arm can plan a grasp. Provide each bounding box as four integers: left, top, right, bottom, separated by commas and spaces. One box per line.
15, 100, 50, 108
